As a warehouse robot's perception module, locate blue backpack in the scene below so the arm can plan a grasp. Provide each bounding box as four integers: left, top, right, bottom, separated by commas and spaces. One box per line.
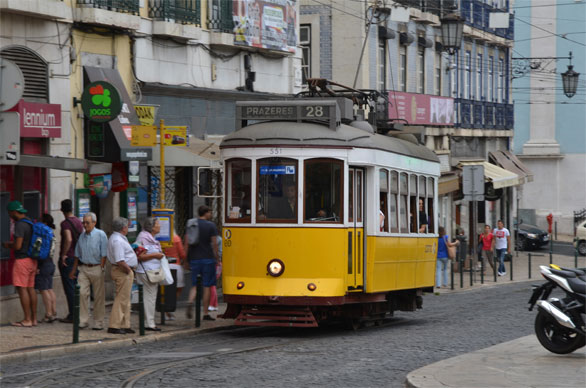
22, 218, 54, 260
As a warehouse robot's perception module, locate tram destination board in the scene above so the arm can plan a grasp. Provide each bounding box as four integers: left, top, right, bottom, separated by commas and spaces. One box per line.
236, 100, 341, 130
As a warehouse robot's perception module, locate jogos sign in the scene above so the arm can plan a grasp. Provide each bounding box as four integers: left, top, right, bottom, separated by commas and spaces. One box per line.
81, 81, 123, 123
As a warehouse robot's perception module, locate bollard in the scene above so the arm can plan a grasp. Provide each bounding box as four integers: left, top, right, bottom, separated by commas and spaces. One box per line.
470, 258, 473, 287
138, 284, 145, 336
555, 221, 558, 241
528, 253, 532, 279
159, 285, 166, 326
509, 254, 513, 281
73, 284, 80, 344
493, 255, 497, 283
549, 239, 553, 264
459, 258, 464, 288
480, 256, 484, 284
575, 238, 579, 268
195, 274, 202, 328
450, 260, 454, 290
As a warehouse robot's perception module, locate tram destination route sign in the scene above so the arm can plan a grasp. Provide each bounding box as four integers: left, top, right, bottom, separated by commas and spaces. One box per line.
236, 100, 342, 130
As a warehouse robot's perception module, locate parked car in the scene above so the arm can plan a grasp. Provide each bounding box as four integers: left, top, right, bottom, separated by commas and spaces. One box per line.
514, 223, 550, 251
575, 220, 586, 256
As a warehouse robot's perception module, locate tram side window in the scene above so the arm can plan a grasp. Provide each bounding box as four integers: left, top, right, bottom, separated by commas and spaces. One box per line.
419, 175, 428, 234
304, 159, 343, 223
390, 171, 398, 233
257, 158, 298, 222
379, 169, 388, 232
427, 177, 435, 234
409, 175, 417, 233
399, 173, 408, 233
225, 159, 252, 222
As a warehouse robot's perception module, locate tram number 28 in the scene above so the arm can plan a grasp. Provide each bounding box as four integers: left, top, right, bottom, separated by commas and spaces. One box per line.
304, 106, 327, 118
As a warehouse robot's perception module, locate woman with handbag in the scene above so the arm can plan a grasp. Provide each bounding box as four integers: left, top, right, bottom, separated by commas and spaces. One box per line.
437, 227, 459, 289
135, 217, 165, 331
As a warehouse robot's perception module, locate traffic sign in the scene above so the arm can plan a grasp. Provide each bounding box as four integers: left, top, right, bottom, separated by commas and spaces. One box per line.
462, 164, 485, 201
162, 126, 187, 146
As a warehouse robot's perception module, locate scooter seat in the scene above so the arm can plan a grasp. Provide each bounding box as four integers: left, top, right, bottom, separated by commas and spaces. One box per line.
567, 277, 586, 294
561, 267, 586, 276
549, 268, 577, 278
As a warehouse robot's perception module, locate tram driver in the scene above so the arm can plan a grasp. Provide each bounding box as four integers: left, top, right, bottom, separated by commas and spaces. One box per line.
267, 184, 297, 220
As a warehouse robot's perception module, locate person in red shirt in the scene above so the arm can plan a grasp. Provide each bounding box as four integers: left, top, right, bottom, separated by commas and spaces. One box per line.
162, 232, 186, 320
479, 224, 495, 272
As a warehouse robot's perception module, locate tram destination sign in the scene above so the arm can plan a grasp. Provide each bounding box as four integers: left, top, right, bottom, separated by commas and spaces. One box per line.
236, 100, 343, 130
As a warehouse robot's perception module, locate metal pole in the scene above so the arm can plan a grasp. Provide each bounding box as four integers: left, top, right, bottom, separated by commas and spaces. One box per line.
528, 253, 532, 279
575, 238, 579, 268
509, 254, 513, 281
195, 274, 202, 328
549, 239, 553, 264
159, 119, 165, 208
480, 254, 484, 284
460, 257, 464, 288
138, 284, 145, 336
554, 221, 558, 240
493, 252, 497, 282
450, 260, 454, 290
470, 255, 473, 286
73, 284, 80, 344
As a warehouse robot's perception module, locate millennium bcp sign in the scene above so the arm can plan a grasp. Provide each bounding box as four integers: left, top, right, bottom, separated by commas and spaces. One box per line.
81, 81, 123, 123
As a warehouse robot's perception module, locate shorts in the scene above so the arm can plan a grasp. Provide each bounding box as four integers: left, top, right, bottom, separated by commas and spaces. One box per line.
168, 263, 185, 288
12, 258, 38, 288
35, 259, 56, 290
190, 259, 216, 287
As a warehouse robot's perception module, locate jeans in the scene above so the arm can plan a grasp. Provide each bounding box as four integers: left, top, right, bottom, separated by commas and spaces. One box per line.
436, 257, 450, 288
58, 256, 78, 318
496, 248, 507, 273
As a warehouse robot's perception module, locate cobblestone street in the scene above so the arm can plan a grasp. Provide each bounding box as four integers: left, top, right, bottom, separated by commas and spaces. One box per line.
1, 281, 542, 387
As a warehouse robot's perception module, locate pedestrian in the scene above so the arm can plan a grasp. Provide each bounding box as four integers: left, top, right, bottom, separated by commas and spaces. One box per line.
37, 213, 57, 323
107, 217, 138, 334
436, 226, 459, 289
58, 199, 83, 323
135, 217, 165, 332
185, 205, 219, 321
208, 235, 222, 312
162, 231, 187, 321
2, 201, 38, 327
69, 212, 108, 330
492, 219, 511, 276
478, 224, 495, 273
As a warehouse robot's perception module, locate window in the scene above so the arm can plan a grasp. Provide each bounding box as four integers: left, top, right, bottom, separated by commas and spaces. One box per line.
498, 58, 504, 103
450, 52, 458, 97
418, 176, 428, 233
409, 175, 418, 233
417, 47, 425, 94
427, 177, 435, 234
379, 169, 389, 232
434, 52, 442, 96
399, 45, 407, 92
225, 159, 251, 222
304, 159, 343, 223
488, 56, 494, 101
465, 51, 471, 99
390, 171, 399, 233
300, 24, 311, 85
378, 39, 387, 91
399, 173, 408, 233
477, 53, 483, 100
257, 158, 298, 222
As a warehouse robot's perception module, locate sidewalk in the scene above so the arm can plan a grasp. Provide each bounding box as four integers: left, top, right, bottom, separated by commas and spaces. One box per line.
406, 335, 586, 388
0, 302, 234, 363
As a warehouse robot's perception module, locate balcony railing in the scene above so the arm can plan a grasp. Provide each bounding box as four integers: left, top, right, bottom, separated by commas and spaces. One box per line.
149, 0, 201, 26
455, 99, 513, 130
208, 0, 233, 32
461, 0, 513, 40
77, 0, 139, 14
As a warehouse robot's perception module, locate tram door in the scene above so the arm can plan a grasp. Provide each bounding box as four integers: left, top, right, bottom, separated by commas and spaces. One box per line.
347, 168, 364, 290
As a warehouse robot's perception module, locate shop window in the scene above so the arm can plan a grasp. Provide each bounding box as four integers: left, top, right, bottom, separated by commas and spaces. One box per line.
257, 158, 298, 223
427, 177, 435, 234
379, 169, 389, 232
399, 172, 408, 233
409, 175, 417, 233
225, 159, 251, 222
304, 159, 342, 223
390, 171, 399, 233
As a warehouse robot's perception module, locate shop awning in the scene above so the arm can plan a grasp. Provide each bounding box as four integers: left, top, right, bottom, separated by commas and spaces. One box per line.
458, 161, 520, 189
18, 155, 111, 174
438, 172, 460, 195
489, 150, 533, 184
147, 137, 221, 167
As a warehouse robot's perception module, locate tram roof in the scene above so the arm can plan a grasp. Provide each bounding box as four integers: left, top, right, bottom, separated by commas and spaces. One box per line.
220, 121, 439, 163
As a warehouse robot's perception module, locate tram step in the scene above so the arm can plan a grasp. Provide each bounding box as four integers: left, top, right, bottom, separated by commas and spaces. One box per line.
235, 307, 318, 327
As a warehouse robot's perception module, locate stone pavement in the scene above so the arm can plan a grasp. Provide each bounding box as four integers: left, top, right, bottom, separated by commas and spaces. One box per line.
406, 335, 586, 388
0, 302, 234, 363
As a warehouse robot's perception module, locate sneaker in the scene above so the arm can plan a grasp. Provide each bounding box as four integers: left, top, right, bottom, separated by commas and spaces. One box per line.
166, 313, 176, 321
203, 315, 216, 321
208, 306, 218, 312
501, 271, 507, 276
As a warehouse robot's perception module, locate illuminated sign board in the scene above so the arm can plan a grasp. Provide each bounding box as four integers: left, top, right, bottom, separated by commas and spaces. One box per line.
81, 81, 123, 123
236, 100, 340, 130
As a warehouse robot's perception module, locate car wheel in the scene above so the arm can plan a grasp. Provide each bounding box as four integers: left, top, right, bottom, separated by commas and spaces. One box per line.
579, 241, 586, 256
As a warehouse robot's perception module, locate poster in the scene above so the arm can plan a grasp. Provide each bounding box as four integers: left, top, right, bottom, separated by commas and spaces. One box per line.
233, 0, 297, 53
128, 193, 138, 233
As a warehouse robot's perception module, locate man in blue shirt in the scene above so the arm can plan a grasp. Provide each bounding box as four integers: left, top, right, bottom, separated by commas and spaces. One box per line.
70, 212, 108, 330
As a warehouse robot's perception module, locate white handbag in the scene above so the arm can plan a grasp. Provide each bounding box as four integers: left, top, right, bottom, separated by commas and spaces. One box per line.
160, 257, 174, 286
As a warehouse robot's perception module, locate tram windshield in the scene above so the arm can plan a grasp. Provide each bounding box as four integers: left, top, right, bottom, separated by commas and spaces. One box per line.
257, 158, 298, 222
304, 159, 343, 223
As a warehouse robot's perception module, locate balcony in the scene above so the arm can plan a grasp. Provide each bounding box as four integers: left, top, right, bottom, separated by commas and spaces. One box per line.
461, 0, 513, 41
75, 0, 140, 30
77, 0, 139, 15
455, 99, 513, 130
149, 0, 200, 26
0, 0, 69, 21
208, 0, 233, 32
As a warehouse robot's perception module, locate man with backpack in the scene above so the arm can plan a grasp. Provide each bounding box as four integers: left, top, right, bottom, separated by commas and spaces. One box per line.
59, 199, 83, 323
2, 201, 38, 327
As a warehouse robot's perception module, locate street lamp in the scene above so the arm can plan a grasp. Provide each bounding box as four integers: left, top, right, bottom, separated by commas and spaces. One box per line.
440, 13, 464, 55
561, 52, 580, 98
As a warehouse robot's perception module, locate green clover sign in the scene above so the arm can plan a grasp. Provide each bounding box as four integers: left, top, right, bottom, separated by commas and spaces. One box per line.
81, 81, 123, 123
92, 89, 111, 107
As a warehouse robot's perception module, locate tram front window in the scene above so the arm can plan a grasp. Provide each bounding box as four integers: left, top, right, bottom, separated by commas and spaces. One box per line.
225, 159, 251, 222
257, 158, 298, 222
304, 159, 343, 223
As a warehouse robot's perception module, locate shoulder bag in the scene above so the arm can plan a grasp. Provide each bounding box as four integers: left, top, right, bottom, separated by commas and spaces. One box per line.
140, 261, 166, 284
446, 237, 456, 260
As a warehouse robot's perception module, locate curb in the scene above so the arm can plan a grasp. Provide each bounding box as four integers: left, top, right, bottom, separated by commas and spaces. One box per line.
0, 323, 238, 364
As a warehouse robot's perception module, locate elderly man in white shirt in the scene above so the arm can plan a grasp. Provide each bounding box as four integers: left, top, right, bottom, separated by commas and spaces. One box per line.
107, 217, 138, 335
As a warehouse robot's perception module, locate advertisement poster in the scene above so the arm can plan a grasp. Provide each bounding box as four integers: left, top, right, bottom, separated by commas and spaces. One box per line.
154, 215, 171, 243
387, 91, 454, 126
128, 193, 138, 232
233, 0, 297, 53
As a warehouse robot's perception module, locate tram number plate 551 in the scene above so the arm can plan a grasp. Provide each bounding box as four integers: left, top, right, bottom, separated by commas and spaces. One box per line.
269, 148, 281, 155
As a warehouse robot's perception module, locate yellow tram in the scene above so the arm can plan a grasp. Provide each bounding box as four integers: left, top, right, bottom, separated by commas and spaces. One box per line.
220, 98, 440, 327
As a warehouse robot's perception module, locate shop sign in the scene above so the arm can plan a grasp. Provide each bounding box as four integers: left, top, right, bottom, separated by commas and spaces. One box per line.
8, 100, 62, 137
81, 81, 123, 123
134, 104, 158, 126
120, 148, 153, 161
387, 92, 454, 126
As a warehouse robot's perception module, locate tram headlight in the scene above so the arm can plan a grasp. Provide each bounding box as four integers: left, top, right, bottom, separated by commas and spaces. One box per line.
307, 283, 317, 291
237, 281, 245, 290
267, 259, 285, 277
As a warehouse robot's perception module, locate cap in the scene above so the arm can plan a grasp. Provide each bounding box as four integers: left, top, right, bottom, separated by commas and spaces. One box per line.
7, 201, 27, 213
